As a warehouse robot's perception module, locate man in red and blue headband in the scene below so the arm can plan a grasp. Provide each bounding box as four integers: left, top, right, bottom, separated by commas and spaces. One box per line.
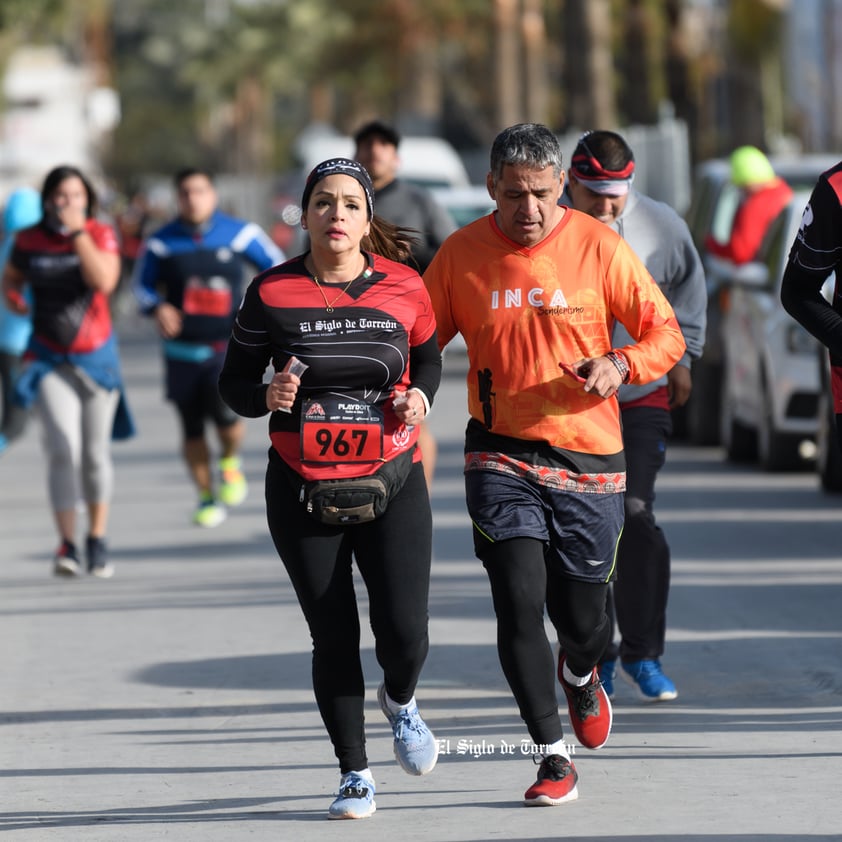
569, 135, 636, 199
565, 130, 707, 703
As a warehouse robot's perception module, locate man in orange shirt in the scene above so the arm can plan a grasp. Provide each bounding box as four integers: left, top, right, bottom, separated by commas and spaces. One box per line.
425, 123, 685, 807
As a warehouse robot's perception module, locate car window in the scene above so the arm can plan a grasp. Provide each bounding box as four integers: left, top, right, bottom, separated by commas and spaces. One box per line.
685, 177, 719, 248
709, 183, 741, 245
760, 211, 789, 292
430, 187, 496, 229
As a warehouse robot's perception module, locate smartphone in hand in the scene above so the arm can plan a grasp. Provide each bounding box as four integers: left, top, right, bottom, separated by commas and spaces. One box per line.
559, 361, 586, 383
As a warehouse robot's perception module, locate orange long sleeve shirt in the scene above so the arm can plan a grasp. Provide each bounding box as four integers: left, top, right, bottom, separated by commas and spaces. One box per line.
425, 208, 686, 459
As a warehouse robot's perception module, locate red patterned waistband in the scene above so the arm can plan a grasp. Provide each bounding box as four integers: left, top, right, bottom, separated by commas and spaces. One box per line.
464, 451, 625, 494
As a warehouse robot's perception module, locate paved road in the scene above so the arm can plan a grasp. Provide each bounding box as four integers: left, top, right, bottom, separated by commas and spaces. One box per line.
2, 318, 842, 840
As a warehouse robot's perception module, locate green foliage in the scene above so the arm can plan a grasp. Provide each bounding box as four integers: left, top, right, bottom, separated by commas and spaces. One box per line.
107, 0, 497, 178
0, 0, 790, 188
0, 0, 69, 37
0, 0, 76, 81
728, 0, 783, 60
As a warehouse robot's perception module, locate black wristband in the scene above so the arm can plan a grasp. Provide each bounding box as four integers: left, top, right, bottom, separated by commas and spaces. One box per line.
68, 229, 85, 239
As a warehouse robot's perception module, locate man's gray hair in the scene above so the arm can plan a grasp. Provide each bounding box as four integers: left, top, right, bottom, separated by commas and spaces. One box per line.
489, 123, 563, 183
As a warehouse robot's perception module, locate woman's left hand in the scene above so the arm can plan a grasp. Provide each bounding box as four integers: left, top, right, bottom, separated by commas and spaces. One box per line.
393, 389, 426, 426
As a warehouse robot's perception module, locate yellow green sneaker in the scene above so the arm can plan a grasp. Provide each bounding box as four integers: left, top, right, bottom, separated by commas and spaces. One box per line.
218, 457, 247, 507
193, 495, 227, 528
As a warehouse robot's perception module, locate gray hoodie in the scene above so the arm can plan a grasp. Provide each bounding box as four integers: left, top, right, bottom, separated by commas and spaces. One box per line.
593, 189, 707, 404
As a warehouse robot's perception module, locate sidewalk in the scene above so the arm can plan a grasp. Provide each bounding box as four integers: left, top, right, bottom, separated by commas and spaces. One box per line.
2, 319, 841, 841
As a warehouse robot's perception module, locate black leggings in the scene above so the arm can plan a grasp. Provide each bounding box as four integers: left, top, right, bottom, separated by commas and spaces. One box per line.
266, 450, 432, 774
476, 534, 610, 746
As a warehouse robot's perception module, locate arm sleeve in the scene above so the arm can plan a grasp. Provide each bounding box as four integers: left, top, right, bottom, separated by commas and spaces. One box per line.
780, 176, 842, 358
408, 331, 442, 409
781, 263, 842, 357
218, 280, 273, 418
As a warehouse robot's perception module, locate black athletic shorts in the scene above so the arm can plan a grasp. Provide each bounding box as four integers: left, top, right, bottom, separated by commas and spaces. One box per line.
165, 352, 239, 438
465, 467, 623, 583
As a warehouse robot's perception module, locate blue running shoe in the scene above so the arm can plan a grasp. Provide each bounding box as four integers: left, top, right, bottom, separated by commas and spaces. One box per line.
327, 772, 376, 820
598, 659, 616, 699
621, 659, 678, 701
377, 683, 439, 776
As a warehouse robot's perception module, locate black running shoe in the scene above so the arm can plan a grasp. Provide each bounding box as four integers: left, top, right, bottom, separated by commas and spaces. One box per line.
86, 535, 114, 579
53, 540, 81, 577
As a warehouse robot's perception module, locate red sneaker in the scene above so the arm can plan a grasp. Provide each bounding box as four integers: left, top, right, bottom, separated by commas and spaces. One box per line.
523, 754, 579, 806
558, 654, 613, 749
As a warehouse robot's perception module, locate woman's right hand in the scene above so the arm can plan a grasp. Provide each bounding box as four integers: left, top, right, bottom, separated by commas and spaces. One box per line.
266, 370, 300, 412
53, 202, 88, 236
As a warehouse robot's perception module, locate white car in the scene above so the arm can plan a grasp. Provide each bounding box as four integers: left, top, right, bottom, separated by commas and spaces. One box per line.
430, 185, 496, 229
720, 188, 834, 470
296, 132, 472, 190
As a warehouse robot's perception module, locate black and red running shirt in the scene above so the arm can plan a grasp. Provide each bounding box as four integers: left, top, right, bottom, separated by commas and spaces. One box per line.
11, 220, 120, 353
220, 253, 439, 480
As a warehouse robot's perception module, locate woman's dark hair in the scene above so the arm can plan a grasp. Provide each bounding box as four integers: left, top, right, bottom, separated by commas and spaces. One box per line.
40, 165, 98, 218
364, 216, 419, 264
